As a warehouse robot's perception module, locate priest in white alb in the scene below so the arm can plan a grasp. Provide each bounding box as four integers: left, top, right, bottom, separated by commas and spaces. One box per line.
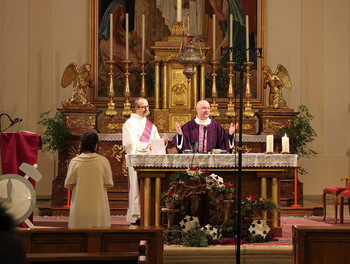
122, 97, 169, 223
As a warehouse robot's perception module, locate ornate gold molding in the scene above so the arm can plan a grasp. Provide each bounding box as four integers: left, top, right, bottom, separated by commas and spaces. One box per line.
111, 144, 127, 177
66, 116, 94, 129
265, 119, 291, 130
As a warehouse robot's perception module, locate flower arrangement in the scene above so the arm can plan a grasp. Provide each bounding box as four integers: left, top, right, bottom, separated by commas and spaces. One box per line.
220, 182, 234, 194
162, 190, 181, 208
242, 195, 280, 218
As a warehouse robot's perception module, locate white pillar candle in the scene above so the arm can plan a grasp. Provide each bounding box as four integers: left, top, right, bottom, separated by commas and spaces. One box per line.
142, 14, 145, 61
266, 135, 274, 153
110, 13, 113, 60
176, 0, 182, 22
212, 14, 216, 61
282, 134, 290, 153
126, 13, 129, 60
229, 14, 233, 61
245, 15, 249, 61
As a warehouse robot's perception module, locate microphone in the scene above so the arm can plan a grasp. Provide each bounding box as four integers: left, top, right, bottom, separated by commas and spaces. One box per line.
202, 126, 207, 153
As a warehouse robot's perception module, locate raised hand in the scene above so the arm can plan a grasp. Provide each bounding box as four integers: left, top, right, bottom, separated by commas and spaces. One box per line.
229, 122, 238, 136
175, 123, 183, 135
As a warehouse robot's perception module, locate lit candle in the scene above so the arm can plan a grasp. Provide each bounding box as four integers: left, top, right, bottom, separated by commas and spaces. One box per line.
245, 15, 249, 61
266, 135, 274, 153
126, 13, 129, 60
142, 14, 145, 61
176, 0, 182, 22
282, 134, 290, 153
213, 14, 216, 61
229, 14, 233, 61
110, 13, 113, 60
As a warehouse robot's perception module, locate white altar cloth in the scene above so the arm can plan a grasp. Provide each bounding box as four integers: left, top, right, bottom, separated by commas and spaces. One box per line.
126, 153, 297, 169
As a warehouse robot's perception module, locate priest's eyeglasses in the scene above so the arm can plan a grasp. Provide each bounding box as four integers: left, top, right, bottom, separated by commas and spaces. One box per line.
137, 105, 149, 109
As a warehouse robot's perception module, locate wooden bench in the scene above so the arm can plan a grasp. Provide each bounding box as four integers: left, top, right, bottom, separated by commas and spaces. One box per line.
18, 227, 160, 263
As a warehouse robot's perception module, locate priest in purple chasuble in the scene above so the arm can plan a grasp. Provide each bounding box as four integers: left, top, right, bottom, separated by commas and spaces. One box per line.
122, 97, 169, 223
173, 100, 237, 153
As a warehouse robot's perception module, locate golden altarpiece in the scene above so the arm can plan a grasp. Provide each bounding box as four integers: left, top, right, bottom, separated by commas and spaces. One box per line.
46, 18, 302, 224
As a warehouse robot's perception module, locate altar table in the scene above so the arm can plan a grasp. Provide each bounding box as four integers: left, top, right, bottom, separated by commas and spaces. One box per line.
126, 153, 297, 234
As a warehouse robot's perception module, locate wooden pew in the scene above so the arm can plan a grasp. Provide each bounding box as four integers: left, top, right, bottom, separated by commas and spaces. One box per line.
293, 226, 350, 264
17, 226, 162, 264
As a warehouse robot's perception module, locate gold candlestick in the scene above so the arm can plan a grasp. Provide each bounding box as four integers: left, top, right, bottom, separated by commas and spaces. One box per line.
121, 60, 132, 117
224, 61, 237, 118
209, 60, 220, 118
243, 61, 255, 118
140, 60, 147, 98
104, 60, 118, 117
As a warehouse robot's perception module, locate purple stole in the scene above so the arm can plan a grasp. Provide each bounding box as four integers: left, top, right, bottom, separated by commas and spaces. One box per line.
198, 125, 207, 152
139, 118, 153, 143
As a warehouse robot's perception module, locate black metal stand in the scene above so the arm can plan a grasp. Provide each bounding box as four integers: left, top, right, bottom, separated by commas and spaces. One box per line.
221, 46, 262, 264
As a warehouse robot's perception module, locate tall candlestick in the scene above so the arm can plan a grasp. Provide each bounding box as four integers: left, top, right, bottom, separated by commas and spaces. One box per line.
266, 135, 274, 153
213, 14, 216, 61
126, 13, 129, 60
110, 13, 113, 60
142, 14, 145, 61
282, 134, 290, 153
176, 0, 182, 22
229, 14, 233, 61
245, 15, 249, 61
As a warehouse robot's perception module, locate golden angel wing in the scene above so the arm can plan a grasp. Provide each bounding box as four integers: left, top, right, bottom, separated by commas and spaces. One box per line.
61, 63, 79, 88
275, 64, 292, 90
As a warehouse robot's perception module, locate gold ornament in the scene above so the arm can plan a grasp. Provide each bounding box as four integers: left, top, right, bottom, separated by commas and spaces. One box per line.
262, 64, 292, 109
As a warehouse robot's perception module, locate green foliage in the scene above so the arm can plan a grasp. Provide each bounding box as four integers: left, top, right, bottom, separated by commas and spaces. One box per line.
163, 226, 184, 245
242, 195, 280, 217
248, 234, 271, 243
38, 110, 72, 152
279, 105, 317, 175
218, 217, 236, 240
183, 223, 208, 247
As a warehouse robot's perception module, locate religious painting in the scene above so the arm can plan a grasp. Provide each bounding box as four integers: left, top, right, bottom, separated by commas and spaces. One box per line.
89, 0, 265, 107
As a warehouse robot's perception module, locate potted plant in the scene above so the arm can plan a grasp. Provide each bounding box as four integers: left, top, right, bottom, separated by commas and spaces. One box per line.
242, 195, 280, 219
38, 110, 72, 152
279, 104, 317, 175
220, 182, 234, 200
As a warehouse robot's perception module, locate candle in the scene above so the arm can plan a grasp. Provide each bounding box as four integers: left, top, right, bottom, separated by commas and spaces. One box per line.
176, 0, 182, 22
187, 16, 190, 35
142, 14, 145, 61
266, 135, 274, 153
213, 14, 216, 61
110, 13, 113, 60
282, 134, 290, 153
126, 13, 129, 60
229, 14, 233, 61
245, 15, 249, 61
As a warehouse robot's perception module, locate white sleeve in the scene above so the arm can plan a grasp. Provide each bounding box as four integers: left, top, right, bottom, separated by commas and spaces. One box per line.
122, 120, 139, 154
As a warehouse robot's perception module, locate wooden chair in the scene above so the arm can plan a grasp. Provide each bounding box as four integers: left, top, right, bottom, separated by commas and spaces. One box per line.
322, 178, 348, 223
339, 177, 350, 224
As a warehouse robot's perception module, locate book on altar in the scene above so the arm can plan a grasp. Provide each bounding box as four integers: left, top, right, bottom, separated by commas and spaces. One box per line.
150, 139, 166, 155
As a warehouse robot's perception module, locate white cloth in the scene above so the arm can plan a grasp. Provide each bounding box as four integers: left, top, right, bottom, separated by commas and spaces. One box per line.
122, 113, 161, 223
64, 153, 114, 228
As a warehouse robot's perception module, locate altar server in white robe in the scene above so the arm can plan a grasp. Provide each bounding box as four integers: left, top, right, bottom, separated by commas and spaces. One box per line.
65, 131, 114, 228
122, 97, 169, 223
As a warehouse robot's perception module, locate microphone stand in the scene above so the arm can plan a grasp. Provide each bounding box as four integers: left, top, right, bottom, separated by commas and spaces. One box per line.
202, 126, 207, 153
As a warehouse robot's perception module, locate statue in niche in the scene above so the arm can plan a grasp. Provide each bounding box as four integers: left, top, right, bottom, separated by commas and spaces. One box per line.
262, 64, 292, 109
61, 63, 95, 108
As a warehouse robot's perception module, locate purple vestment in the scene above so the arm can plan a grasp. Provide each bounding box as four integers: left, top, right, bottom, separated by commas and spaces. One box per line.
172, 119, 231, 153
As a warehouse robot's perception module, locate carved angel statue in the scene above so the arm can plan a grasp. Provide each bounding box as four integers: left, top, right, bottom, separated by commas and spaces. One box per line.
61, 63, 94, 108
262, 64, 292, 109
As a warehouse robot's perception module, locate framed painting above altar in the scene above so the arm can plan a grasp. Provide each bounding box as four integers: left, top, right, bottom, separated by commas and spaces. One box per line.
89, 0, 265, 107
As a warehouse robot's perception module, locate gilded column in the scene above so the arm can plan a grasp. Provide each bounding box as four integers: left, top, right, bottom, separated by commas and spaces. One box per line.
144, 177, 151, 227
200, 61, 205, 101
155, 178, 161, 226
154, 60, 160, 109
271, 177, 278, 227
162, 61, 168, 109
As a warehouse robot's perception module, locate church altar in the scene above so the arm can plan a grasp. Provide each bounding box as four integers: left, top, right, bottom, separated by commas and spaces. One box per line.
126, 153, 297, 236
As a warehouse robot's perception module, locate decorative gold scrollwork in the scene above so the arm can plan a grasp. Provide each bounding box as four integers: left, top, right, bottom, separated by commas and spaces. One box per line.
232, 145, 252, 154
66, 116, 94, 129
111, 144, 128, 177
265, 119, 291, 130
106, 123, 123, 130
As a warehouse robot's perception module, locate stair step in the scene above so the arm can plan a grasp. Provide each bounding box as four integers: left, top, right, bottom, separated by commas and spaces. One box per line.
108, 189, 129, 199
